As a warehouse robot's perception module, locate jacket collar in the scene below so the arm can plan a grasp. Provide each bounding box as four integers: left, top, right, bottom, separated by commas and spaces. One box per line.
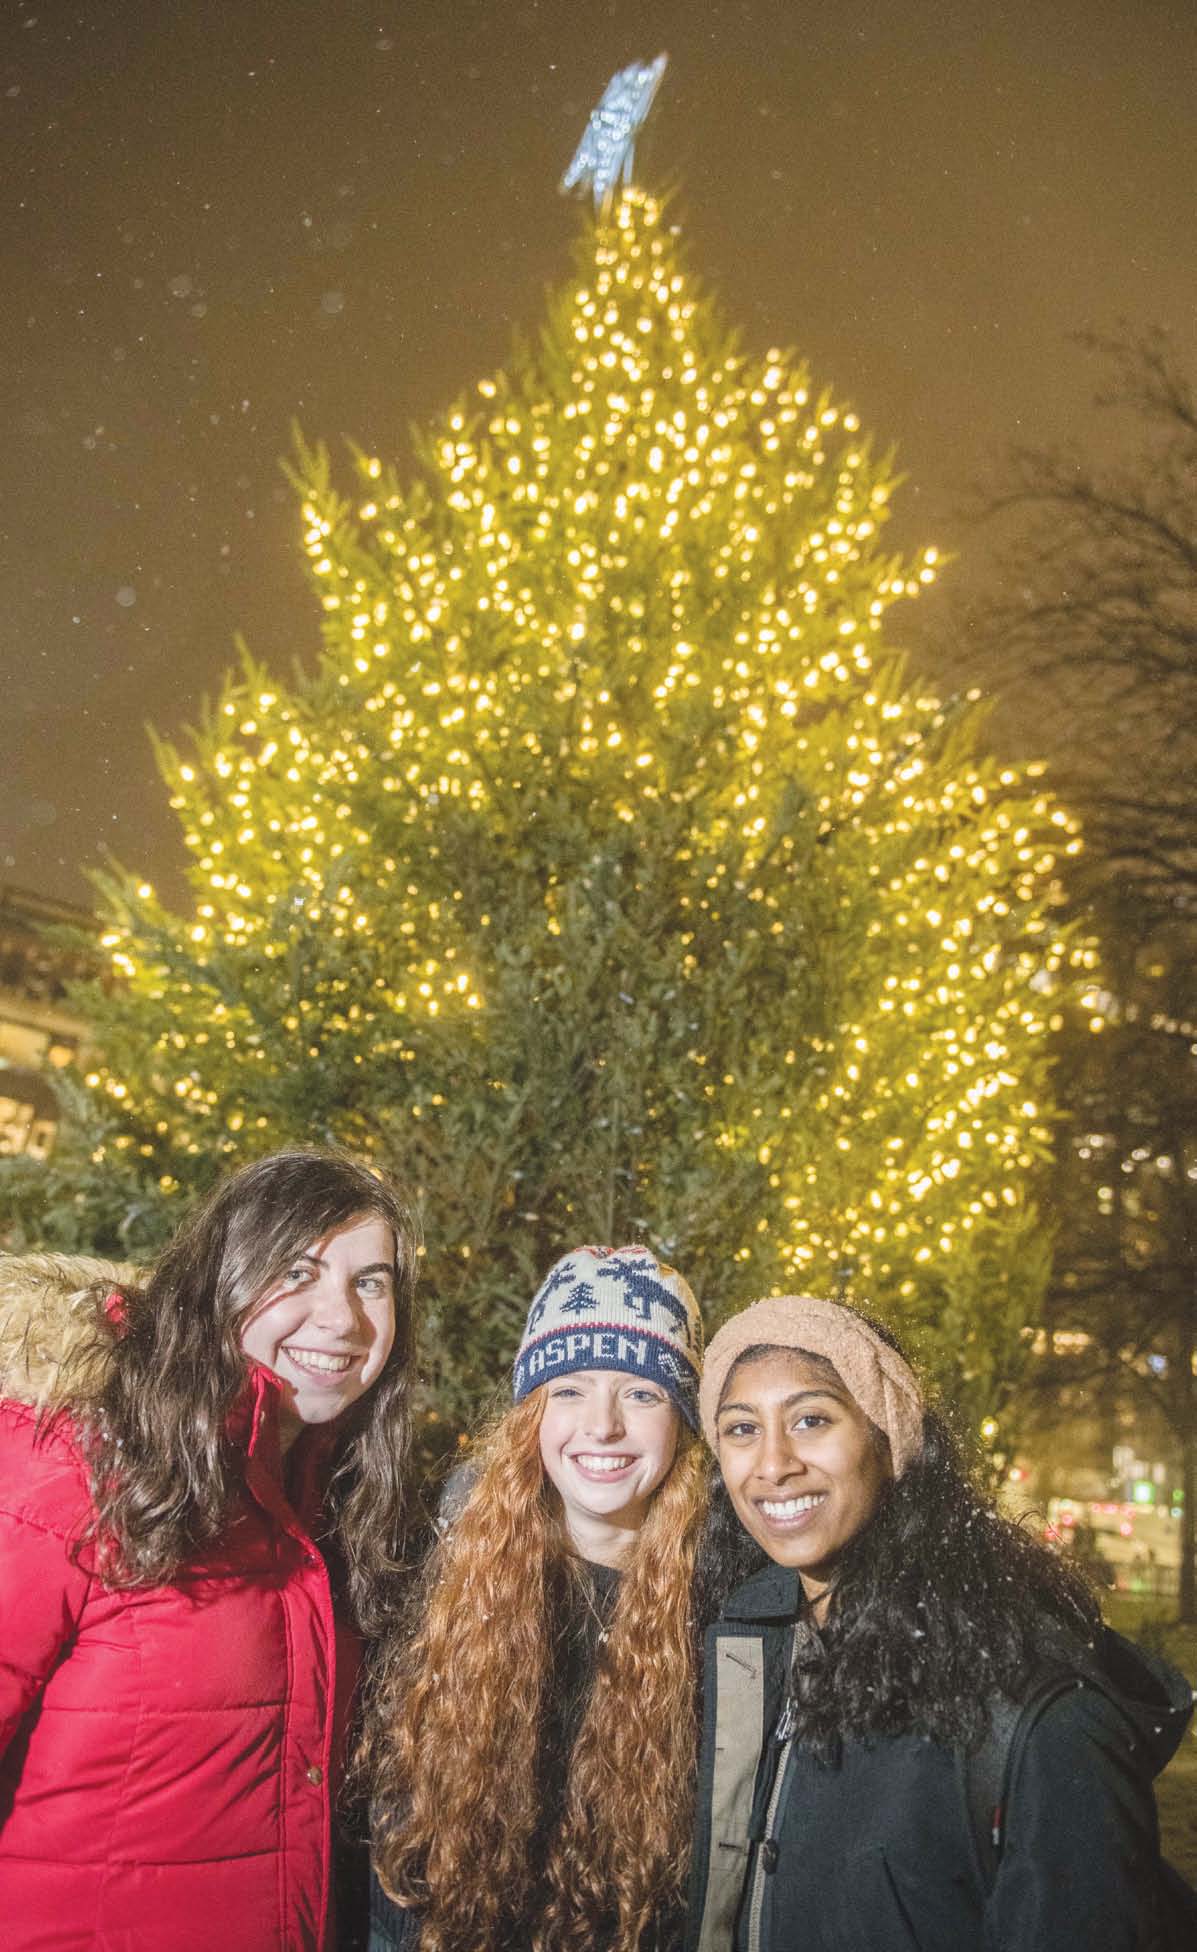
227, 1363, 339, 1471
230, 1363, 341, 1537
225, 1361, 283, 1461
719, 1561, 803, 1624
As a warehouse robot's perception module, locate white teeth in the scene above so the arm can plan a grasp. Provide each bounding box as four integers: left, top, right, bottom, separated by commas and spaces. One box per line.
285, 1348, 354, 1374
575, 1454, 633, 1473
761, 1493, 826, 1518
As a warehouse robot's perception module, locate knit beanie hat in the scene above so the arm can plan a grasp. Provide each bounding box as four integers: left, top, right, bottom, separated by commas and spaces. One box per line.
512, 1245, 704, 1428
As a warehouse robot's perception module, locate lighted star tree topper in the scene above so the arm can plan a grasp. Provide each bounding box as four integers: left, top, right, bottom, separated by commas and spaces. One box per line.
561, 53, 668, 212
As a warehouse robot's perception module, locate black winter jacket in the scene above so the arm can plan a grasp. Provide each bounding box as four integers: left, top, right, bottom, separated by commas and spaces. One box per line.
685, 1563, 1192, 1952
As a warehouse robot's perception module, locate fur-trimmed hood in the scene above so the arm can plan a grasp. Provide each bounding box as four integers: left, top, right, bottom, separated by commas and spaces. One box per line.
0, 1252, 139, 1411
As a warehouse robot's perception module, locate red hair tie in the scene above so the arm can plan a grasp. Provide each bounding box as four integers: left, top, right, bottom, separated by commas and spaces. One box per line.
103, 1290, 129, 1330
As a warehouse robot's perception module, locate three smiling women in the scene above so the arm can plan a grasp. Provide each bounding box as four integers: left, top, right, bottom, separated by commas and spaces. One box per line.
0, 1161, 1189, 1951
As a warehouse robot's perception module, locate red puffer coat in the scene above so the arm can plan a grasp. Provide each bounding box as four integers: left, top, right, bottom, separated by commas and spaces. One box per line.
0, 1255, 360, 1951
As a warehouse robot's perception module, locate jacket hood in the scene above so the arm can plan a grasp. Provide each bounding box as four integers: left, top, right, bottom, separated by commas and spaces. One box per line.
0, 1252, 139, 1410
1081, 1623, 1195, 1776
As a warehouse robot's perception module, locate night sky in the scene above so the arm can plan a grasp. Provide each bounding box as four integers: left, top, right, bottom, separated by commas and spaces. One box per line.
4, 0, 1194, 907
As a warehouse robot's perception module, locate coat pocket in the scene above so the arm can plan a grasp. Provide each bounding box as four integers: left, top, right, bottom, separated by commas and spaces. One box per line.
832, 1844, 959, 1952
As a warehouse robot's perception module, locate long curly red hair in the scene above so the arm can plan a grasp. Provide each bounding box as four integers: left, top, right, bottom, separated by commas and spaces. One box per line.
366, 1389, 708, 1951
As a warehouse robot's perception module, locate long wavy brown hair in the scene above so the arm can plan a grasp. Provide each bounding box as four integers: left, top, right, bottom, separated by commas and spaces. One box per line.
61, 1148, 419, 1633
367, 1390, 708, 1951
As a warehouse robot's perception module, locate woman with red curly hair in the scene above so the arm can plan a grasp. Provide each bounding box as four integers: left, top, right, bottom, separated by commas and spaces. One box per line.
366, 1245, 709, 1952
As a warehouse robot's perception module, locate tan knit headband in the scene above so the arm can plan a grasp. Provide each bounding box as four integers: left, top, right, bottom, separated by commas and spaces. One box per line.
699, 1295, 925, 1476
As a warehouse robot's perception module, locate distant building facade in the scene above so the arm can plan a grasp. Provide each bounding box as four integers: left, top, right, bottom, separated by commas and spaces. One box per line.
0, 885, 96, 1157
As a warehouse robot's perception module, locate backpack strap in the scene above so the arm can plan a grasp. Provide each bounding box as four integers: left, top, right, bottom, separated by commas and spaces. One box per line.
960, 1673, 1079, 1891
959, 1692, 1021, 1889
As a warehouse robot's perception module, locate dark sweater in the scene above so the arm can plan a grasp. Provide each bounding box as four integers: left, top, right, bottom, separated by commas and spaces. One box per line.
368, 1559, 623, 1952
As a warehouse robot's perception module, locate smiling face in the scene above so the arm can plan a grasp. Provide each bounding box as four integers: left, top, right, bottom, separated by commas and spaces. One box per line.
239, 1212, 397, 1448
537, 1368, 681, 1564
715, 1350, 891, 1610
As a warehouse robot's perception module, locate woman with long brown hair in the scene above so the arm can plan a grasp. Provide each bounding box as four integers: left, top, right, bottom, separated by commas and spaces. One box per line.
0, 1147, 418, 1952
366, 1245, 709, 1952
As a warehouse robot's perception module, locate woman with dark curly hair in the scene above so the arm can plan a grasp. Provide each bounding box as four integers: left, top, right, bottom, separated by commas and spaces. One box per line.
685, 1294, 1193, 1952
365, 1244, 709, 1952
0, 1148, 418, 1952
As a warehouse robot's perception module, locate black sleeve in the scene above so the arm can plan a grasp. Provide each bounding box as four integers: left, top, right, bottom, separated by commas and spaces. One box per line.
984, 1682, 1160, 1951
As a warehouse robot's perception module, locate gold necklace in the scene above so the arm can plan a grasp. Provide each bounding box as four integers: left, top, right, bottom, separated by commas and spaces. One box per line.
572, 1561, 617, 1645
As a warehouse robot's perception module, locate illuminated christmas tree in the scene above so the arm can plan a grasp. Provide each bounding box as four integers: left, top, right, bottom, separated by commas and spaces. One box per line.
30, 191, 1087, 1421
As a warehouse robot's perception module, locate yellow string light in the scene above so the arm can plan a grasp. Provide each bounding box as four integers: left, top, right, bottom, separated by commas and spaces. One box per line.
85, 189, 1088, 1351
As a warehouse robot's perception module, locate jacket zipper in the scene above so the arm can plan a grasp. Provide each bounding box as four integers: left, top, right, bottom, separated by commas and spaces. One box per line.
745, 1735, 793, 1952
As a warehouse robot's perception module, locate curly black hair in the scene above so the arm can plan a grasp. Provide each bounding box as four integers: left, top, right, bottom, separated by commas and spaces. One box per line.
695, 1327, 1100, 1762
